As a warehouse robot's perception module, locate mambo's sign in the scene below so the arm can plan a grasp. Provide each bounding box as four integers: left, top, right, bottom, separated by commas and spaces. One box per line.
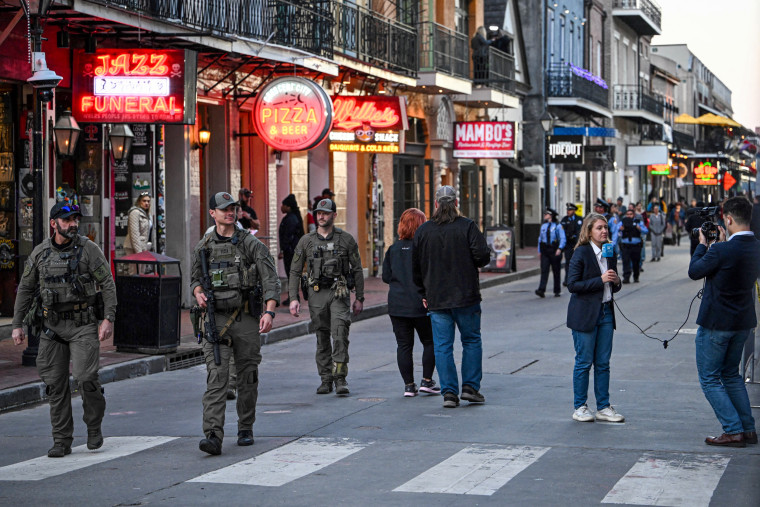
72, 49, 197, 124
328, 96, 408, 153
693, 161, 719, 185
253, 77, 333, 152
547, 135, 584, 164
453, 121, 515, 159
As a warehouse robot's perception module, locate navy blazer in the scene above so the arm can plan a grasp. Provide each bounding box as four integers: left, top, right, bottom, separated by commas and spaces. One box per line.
566, 243, 622, 332
688, 234, 760, 331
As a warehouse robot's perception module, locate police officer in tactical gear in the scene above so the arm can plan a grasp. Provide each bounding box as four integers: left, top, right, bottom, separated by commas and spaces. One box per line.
560, 203, 583, 286
191, 192, 280, 456
11, 202, 117, 458
288, 198, 365, 396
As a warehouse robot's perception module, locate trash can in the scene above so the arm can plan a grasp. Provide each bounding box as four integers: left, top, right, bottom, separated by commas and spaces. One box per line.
481, 225, 516, 273
113, 251, 182, 354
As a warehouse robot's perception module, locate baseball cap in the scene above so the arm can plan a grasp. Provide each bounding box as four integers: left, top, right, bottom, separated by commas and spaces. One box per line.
435, 185, 456, 204
314, 198, 336, 213
50, 202, 82, 220
209, 192, 238, 210
239, 187, 251, 197
321, 188, 335, 197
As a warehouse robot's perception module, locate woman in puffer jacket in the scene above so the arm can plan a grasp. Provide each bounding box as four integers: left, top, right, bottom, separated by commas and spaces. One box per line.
124, 191, 152, 256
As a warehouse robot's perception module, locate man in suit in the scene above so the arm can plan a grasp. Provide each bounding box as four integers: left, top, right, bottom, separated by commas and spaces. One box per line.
688, 196, 760, 447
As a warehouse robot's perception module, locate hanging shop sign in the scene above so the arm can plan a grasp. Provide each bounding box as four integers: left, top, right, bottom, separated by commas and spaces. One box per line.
453, 121, 515, 158
72, 49, 197, 124
648, 164, 670, 175
693, 161, 719, 185
547, 135, 584, 164
328, 96, 408, 153
253, 77, 333, 152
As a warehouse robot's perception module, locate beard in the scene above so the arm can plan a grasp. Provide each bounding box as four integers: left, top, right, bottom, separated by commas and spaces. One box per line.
56, 223, 78, 240
318, 216, 334, 228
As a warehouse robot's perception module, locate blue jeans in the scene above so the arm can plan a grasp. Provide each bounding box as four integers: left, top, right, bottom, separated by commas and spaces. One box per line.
429, 303, 482, 396
695, 327, 756, 435
572, 304, 614, 410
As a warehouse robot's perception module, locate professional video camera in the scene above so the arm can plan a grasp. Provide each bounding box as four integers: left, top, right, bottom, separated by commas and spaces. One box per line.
689, 206, 720, 242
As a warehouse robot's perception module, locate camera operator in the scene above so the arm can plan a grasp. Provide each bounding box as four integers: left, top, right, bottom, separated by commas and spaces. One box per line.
684, 201, 708, 256
615, 208, 647, 283
688, 196, 759, 447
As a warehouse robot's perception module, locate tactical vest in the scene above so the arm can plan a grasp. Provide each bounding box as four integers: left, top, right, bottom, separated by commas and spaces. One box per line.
39, 237, 98, 310
307, 234, 350, 285
204, 230, 259, 311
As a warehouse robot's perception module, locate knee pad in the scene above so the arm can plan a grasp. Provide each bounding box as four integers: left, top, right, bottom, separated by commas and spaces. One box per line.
82, 380, 103, 394
45, 383, 66, 397
336, 323, 349, 340
246, 369, 258, 385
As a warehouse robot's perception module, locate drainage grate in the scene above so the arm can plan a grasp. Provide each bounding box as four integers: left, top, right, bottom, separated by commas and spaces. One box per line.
167, 349, 205, 371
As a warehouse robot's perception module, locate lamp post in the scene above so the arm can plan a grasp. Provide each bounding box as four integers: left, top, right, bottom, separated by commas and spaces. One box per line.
198, 125, 211, 149
53, 110, 81, 157
540, 110, 554, 209
108, 124, 135, 162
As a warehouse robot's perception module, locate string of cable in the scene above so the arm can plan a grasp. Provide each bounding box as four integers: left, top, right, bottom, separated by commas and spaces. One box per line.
612, 285, 703, 349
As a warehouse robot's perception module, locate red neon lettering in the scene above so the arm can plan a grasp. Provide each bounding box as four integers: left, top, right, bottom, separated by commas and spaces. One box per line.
80, 96, 94, 112
109, 54, 130, 76
333, 97, 400, 130
149, 97, 164, 112
292, 107, 303, 123
94, 97, 108, 113
280, 108, 291, 124
132, 54, 150, 76
109, 96, 122, 112
124, 97, 139, 113
94, 55, 110, 76
149, 54, 169, 75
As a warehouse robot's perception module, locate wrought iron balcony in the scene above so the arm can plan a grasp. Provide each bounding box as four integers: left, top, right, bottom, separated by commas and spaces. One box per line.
89, 0, 335, 58
473, 46, 515, 93
332, 1, 417, 77
418, 22, 469, 80
546, 63, 609, 109
612, 0, 662, 36
673, 129, 696, 151
613, 85, 664, 118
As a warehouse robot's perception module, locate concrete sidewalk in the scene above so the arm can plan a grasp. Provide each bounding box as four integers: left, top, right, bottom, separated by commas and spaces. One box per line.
0, 247, 541, 411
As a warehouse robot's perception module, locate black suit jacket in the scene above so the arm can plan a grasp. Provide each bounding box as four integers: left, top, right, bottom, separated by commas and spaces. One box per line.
566, 243, 622, 332
688, 234, 760, 331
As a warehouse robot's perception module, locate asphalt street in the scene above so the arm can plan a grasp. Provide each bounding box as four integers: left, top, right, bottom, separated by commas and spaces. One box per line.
1, 243, 758, 506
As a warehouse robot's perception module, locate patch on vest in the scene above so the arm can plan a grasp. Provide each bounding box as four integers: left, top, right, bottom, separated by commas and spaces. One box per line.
93, 264, 110, 283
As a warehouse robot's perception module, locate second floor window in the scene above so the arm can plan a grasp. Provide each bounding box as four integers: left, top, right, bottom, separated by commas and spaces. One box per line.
455, 0, 469, 35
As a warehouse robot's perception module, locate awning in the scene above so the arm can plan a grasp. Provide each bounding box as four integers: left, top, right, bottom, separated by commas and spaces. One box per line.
499, 160, 534, 181
674, 113, 700, 125
696, 113, 742, 128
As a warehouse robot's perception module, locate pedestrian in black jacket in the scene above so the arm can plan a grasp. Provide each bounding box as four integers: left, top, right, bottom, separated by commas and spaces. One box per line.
279, 194, 304, 276
382, 208, 439, 398
413, 186, 491, 409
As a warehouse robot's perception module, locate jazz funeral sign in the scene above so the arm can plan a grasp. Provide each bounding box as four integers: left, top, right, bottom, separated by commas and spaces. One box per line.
72, 49, 196, 124
453, 122, 515, 159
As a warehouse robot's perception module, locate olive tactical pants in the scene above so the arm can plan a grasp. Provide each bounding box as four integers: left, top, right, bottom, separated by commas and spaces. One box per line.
36, 320, 105, 447
307, 288, 351, 381
202, 312, 261, 441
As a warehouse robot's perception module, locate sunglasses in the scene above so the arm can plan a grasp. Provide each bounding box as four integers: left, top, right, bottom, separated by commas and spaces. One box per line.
60, 205, 80, 213
139, 191, 151, 197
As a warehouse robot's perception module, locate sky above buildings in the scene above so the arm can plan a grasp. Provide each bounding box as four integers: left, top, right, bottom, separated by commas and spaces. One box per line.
652, 0, 760, 130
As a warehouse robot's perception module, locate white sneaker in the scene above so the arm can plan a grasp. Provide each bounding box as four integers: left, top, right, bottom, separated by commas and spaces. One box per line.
595, 406, 625, 423
572, 404, 594, 422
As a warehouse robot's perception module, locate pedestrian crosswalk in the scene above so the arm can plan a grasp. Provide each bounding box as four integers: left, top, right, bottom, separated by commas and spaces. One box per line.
0, 436, 738, 506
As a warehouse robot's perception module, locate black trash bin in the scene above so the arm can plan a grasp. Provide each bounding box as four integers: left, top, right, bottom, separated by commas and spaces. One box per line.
113, 251, 182, 354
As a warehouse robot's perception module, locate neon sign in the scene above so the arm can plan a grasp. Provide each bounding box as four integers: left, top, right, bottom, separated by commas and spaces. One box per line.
72, 49, 197, 124
693, 161, 718, 185
648, 164, 670, 175
253, 77, 332, 151
328, 96, 407, 153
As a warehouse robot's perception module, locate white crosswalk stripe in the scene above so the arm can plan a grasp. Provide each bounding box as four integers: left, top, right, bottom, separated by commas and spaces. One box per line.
0, 436, 178, 481
188, 437, 371, 487
602, 452, 731, 507
393, 444, 550, 496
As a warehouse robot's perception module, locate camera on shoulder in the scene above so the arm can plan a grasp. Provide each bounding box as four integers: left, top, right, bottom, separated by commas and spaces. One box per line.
689, 206, 719, 242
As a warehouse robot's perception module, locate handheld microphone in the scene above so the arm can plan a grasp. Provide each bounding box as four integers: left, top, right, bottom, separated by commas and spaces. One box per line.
601, 243, 614, 258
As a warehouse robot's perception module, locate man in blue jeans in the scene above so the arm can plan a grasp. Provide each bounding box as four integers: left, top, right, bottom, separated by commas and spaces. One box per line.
412, 186, 491, 408
688, 196, 759, 447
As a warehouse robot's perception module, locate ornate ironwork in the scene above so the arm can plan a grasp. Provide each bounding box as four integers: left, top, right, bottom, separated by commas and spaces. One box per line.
419, 22, 469, 80
673, 129, 696, 151
613, 0, 662, 30
546, 63, 609, 108
473, 46, 515, 93
613, 85, 664, 116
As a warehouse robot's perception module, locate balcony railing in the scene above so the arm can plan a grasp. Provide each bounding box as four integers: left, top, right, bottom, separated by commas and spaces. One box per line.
419, 22, 469, 80
90, 0, 335, 58
473, 46, 515, 93
613, 85, 664, 116
612, 0, 662, 34
546, 63, 609, 109
332, 1, 417, 77
673, 129, 696, 151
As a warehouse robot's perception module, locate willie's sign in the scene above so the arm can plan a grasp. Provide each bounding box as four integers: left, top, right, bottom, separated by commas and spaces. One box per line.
547, 136, 584, 164
453, 121, 515, 159
72, 49, 197, 124
328, 96, 407, 154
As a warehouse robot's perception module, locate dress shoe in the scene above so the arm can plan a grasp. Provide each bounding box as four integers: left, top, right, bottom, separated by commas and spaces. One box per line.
744, 431, 758, 444
87, 428, 103, 450
535, 289, 545, 298
705, 433, 746, 447
237, 429, 254, 446
199, 431, 223, 455
48, 442, 72, 458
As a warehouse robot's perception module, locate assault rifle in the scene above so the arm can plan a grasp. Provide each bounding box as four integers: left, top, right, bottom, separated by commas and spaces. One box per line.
198, 248, 221, 365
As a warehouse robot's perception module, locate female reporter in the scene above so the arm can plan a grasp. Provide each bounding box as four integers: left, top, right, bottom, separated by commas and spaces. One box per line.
567, 213, 624, 423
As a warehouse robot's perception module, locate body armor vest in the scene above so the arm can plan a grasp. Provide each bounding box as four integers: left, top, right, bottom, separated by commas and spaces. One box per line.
307, 238, 349, 285
39, 238, 97, 309
205, 231, 259, 311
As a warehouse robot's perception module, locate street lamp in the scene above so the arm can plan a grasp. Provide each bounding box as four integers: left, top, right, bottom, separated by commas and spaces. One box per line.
198, 125, 211, 148
53, 111, 81, 157
540, 111, 554, 208
108, 124, 134, 162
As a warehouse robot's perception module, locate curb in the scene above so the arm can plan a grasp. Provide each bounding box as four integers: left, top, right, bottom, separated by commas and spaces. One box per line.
0, 267, 540, 412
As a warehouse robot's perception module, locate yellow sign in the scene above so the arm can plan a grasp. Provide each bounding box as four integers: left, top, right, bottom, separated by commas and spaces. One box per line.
575, 203, 583, 217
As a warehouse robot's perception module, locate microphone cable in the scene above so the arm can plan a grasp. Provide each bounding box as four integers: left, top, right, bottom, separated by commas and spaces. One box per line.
611, 281, 704, 349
